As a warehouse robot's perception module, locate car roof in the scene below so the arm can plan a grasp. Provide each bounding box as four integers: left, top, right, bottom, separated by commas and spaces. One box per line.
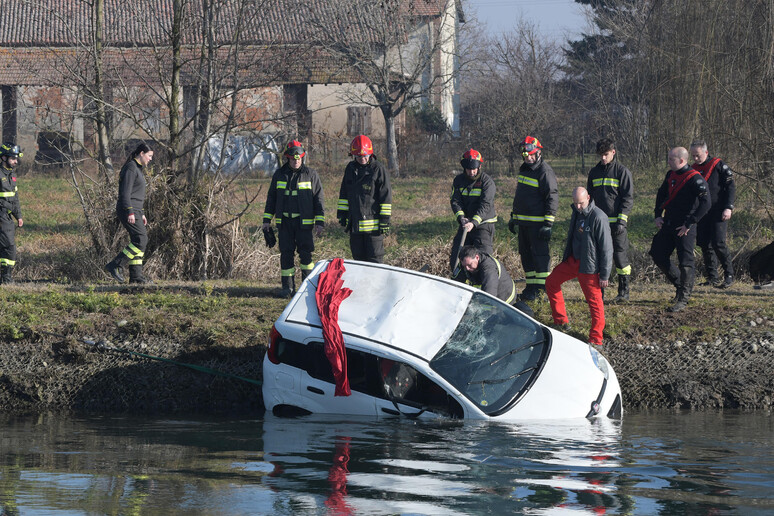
284, 260, 474, 361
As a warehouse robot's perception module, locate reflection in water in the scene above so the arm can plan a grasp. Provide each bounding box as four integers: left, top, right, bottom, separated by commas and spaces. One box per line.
0, 412, 773, 514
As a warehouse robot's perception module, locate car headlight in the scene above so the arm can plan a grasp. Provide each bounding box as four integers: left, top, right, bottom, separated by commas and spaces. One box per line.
590, 347, 610, 380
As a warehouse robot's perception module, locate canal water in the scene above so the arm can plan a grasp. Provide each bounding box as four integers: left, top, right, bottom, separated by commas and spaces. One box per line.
1, 411, 772, 515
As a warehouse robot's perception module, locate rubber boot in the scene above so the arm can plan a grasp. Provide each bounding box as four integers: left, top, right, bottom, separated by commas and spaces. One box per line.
105, 253, 128, 282
128, 264, 150, 284
301, 269, 311, 282
612, 275, 630, 303
1, 265, 13, 285
279, 275, 295, 298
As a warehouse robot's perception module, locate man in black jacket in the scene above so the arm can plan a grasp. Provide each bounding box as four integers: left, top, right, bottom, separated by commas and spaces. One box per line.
587, 138, 634, 303
0, 143, 23, 284
458, 245, 517, 304
337, 135, 392, 263
508, 136, 558, 301
649, 147, 711, 312
263, 140, 325, 297
546, 187, 613, 346
690, 139, 736, 288
450, 149, 497, 280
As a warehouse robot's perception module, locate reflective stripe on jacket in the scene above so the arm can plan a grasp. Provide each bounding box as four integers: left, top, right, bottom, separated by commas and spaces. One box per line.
263, 163, 325, 227
511, 158, 558, 226
450, 170, 497, 226
587, 160, 634, 225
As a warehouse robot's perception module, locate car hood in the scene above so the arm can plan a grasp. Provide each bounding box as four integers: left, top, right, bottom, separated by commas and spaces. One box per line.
285, 260, 473, 360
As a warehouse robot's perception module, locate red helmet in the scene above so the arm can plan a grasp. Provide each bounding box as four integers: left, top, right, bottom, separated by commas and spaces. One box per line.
520, 136, 543, 155
460, 149, 483, 169
350, 135, 373, 157
284, 140, 306, 159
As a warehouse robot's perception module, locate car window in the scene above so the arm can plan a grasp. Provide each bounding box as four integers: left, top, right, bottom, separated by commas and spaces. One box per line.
274, 339, 463, 418
430, 292, 548, 416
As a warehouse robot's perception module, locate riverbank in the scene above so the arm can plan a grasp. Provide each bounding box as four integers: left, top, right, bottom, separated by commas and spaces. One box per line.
1, 278, 771, 415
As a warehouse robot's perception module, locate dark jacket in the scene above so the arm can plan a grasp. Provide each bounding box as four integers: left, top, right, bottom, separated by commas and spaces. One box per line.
465, 253, 516, 304
0, 166, 22, 220
337, 158, 392, 234
587, 160, 634, 226
562, 200, 613, 281
692, 156, 735, 212
263, 163, 325, 227
654, 165, 711, 227
116, 158, 146, 216
450, 170, 497, 227
511, 157, 558, 227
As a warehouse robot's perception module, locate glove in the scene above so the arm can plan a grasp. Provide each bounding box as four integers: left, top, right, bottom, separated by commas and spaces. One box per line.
538, 225, 552, 241
458, 216, 469, 226
508, 219, 518, 235
379, 223, 390, 235
613, 222, 626, 235
262, 227, 277, 248
338, 217, 347, 227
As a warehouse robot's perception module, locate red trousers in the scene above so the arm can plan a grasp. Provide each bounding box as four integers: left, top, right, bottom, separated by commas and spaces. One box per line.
546, 256, 605, 345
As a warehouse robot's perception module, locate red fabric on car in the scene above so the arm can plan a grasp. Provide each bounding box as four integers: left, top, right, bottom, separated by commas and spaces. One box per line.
315, 258, 353, 396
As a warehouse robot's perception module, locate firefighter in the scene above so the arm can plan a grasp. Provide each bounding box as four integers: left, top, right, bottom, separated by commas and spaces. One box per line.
458, 245, 517, 304
262, 140, 325, 298
0, 143, 24, 284
449, 149, 497, 280
649, 147, 710, 312
508, 136, 558, 301
586, 138, 634, 303
690, 139, 736, 288
105, 143, 153, 284
337, 135, 392, 263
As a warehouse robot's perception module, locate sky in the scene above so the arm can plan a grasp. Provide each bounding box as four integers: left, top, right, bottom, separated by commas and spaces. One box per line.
468, 0, 590, 41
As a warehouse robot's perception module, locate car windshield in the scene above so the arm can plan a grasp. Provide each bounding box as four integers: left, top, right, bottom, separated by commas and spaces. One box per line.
430, 293, 548, 416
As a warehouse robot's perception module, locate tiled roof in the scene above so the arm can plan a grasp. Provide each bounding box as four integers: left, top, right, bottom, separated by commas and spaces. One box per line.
0, 46, 361, 86
0, 0, 447, 47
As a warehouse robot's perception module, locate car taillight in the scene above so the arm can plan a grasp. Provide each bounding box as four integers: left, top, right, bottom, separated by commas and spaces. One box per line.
267, 324, 282, 364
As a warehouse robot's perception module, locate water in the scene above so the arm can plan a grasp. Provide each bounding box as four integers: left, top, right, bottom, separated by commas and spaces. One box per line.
1, 411, 772, 515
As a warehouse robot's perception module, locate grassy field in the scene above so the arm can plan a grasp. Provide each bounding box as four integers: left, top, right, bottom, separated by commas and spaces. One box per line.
7, 159, 772, 344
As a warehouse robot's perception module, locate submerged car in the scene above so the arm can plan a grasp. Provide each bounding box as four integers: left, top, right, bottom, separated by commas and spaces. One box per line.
263, 259, 622, 420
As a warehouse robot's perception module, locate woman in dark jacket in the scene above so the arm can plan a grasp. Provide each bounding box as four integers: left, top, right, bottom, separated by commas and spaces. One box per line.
105, 143, 153, 284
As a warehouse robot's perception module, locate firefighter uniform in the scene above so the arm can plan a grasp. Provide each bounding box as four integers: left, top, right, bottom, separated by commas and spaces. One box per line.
510, 156, 558, 296
115, 157, 149, 282
337, 157, 392, 263
693, 156, 736, 285
587, 158, 634, 300
649, 165, 710, 306
263, 162, 325, 290
0, 151, 22, 283
450, 169, 497, 276
463, 252, 517, 304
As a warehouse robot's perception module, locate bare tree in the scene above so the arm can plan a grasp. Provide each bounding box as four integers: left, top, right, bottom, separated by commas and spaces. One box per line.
303, 0, 464, 176
462, 20, 565, 174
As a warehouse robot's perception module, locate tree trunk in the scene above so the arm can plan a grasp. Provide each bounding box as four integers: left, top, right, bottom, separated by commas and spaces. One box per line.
92, 0, 113, 182
382, 106, 400, 177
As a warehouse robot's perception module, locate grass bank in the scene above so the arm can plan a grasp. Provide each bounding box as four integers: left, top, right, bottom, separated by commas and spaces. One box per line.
2, 162, 772, 414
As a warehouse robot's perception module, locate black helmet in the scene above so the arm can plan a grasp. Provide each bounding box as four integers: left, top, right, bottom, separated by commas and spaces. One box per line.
0, 143, 22, 159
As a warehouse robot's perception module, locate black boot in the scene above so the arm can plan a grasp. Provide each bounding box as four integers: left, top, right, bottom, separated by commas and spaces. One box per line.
612, 275, 630, 303
105, 253, 128, 282
128, 264, 150, 284
301, 269, 312, 282
279, 276, 295, 298
1, 265, 14, 284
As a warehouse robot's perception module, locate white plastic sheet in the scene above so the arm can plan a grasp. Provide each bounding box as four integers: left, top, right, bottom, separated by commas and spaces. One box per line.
203, 134, 279, 175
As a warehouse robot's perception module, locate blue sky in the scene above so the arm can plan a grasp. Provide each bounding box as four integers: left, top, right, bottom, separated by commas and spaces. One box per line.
468, 0, 590, 41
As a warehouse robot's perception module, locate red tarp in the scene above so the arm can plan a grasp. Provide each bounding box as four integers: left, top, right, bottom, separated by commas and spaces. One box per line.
315, 258, 353, 396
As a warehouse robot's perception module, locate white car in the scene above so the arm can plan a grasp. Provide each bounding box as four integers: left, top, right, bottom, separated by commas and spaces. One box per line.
262, 260, 622, 420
